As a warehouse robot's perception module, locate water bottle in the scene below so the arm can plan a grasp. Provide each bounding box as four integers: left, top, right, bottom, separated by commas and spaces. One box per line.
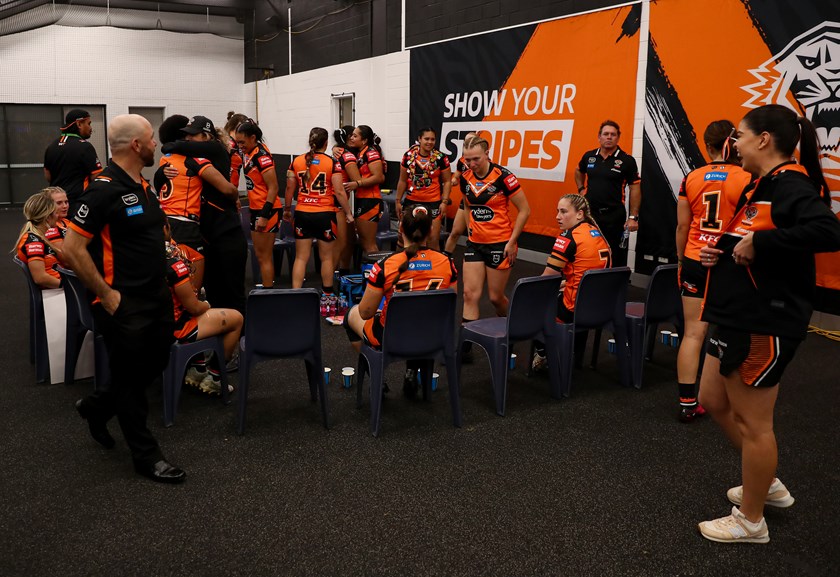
328, 294, 338, 316
619, 227, 630, 249
338, 294, 348, 315
319, 293, 328, 317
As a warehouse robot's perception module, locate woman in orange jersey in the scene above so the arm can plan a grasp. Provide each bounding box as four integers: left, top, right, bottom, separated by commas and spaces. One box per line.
344, 206, 458, 396
396, 127, 453, 250
43, 186, 70, 251
235, 120, 282, 288
674, 120, 752, 423
285, 127, 354, 292
530, 193, 611, 371
224, 111, 248, 187
443, 132, 477, 255
459, 135, 530, 348
332, 125, 363, 274
343, 125, 385, 255
14, 192, 62, 289
695, 105, 840, 544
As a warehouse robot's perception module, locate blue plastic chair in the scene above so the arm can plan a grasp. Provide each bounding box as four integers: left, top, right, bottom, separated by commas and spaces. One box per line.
13, 255, 49, 383
56, 266, 110, 390
624, 264, 682, 387
241, 206, 295, 285
355, 289, 461, 437
376, 200, 399, 250
550, 267, 632, 397
458, 275, 564, 416
163, 335, 229, 427
236, 288, 329, 434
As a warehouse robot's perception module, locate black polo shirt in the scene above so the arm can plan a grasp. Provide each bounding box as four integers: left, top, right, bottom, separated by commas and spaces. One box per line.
67, 162, 169, 299
43, 133, 103, 202
577, 147, 640, 212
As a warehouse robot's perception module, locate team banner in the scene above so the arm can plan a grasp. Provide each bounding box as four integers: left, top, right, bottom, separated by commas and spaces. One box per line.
643, 0, 840, 311
410, 5, 642, 238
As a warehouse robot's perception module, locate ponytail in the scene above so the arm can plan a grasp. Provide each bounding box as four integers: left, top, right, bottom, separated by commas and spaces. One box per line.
12, 193, 57, 253
303, 127, 329, 188
561, 193, 603, 231
797, 116, 831, 205
392, 205, 432, 289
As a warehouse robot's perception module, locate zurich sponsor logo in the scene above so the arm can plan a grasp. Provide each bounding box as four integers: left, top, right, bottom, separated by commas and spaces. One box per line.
407, 260, 432, 271
311, 158, 320, 165
589, 229, 602, 237
126, 205, 144, 216
122, 193, 139, 205
470, 205, 495, 222
704, 171, 728, 181
587, 163, 595, 169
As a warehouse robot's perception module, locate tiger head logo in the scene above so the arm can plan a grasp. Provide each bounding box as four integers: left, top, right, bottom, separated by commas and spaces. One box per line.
742, 21, 840, 214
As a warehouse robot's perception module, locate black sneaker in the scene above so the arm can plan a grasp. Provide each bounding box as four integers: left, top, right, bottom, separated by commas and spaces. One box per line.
679, 406, 703, 423
402, 369, 420, 398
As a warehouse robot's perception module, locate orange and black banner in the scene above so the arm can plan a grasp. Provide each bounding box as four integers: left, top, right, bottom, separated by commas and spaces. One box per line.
643, 0, 840, 312
410, 4, 642, 239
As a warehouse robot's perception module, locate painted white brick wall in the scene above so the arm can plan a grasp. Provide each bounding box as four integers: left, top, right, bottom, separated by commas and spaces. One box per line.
257, 51, 410, 161
0, 25, 255, 154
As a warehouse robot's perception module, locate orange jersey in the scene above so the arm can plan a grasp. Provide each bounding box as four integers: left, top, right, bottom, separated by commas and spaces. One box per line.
679, 162, 752, 260
460, 163, 522, 244
289, 152, 339, 213
547, 222, 611, 311
229, 136, 243, 188
242, 143, 281, 209
367, 248, 458, 327
333, 147, 357, 183
356, 146, 383, 200
17, 232, 61, 281
156, 153, 212, 220
401, 145, 451, 203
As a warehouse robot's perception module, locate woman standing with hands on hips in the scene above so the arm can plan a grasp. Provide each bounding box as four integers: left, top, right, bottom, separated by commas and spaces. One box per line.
332, 126, 362, 275
343, 125, 385, 256
395, 127, 452, 250
696, 104, 840, 544
459, 135, 530, 352
236, 120, 282, 288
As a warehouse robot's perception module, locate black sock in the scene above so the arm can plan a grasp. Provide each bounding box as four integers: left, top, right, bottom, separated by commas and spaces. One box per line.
679, 382, 697, 408
323, 285, 334, 294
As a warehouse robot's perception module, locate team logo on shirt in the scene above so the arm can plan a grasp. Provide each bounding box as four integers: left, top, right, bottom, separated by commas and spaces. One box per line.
614, 159, 623, 167
588, 157, 596, 163
121, 193, 139, 205
76, 204, 89, 219
745, 206, 759, 221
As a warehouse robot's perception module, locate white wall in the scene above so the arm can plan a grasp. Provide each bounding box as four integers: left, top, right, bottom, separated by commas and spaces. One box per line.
256, 51, 410, 160
0, 24, 256, 151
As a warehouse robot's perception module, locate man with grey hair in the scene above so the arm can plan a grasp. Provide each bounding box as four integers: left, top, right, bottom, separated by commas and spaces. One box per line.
63, 114, 186, 484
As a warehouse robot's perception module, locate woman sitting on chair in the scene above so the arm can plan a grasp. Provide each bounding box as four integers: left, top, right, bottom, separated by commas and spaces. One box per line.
14, 192, 62, 289
344, 206, 458, 397
531, 193, 611, 371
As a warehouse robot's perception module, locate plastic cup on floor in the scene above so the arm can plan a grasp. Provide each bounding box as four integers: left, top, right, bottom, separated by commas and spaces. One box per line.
660, 330, 672, 345
342, 367, 355, 389
670, 334, 680, 348
509, 353, 517, 370
431, 372, 439, 391
608, 338, 616, 354
323, 367, 331, 385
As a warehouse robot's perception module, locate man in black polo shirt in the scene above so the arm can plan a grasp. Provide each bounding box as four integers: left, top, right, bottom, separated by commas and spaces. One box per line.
43, 109, 103, 203
574, 120, 641, 268
63, 114, 185, 484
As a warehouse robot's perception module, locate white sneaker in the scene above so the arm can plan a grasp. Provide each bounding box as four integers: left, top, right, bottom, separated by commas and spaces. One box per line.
727, 478, 795, 508
198, 373, 233, 396
184, 367, 207, 388
531, 352, 547, 373
698, 506, 769, 544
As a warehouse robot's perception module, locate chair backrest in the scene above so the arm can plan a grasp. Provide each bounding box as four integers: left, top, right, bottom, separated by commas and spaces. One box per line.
644, 264, 681, 322
278, 216, 295, 241
240, 206, 252, 240
573, 267, 631, 329
244, 288, 321, 357
381, 289, 457, 358
378, 200, 392, 234
56, 266, 94, 330
506, 275, 564, 341
13, 255, 45, 313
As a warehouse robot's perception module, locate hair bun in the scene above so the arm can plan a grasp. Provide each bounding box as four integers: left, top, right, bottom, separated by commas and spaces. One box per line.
411, 205, 429, 218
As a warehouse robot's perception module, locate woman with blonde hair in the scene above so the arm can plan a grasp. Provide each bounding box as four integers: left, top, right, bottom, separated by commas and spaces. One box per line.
14, 192, 62, 289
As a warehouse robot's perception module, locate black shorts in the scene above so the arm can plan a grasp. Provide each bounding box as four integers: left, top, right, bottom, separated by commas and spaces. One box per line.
679, 258, 707, 298
167, 218, 204, 253
402, 200, 442, 220
706, 325, 800, 387
294, 210, 337, 241
250, 208, 280, 234
354, 198, 382, 222
463, 240, 511, 270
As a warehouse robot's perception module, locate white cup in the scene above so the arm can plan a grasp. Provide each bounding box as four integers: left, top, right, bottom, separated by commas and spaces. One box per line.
341, 367, 355, 388
323, 367, 331, 385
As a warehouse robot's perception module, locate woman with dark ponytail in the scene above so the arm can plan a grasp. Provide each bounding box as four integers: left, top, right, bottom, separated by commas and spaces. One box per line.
674, 120, 752, 423
695, 104, 840, 544
285, 128, 353, 300
344, 205, 458, 395
235, 119, 282, 288
344, 125, 386, 255
332, 125, 363, 273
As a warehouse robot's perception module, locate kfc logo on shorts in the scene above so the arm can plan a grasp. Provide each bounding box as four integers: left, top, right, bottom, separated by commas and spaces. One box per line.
554, 236, 570, 252
76, 204, 89, 219
121, 193, 139, 206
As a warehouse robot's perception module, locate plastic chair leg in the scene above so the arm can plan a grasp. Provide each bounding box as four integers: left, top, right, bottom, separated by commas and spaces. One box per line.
356, 354, 368, 409
444, 353, 462, 427
236, 350, 251, 435
491, 343, 509, 417
367, 357, 385, 437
